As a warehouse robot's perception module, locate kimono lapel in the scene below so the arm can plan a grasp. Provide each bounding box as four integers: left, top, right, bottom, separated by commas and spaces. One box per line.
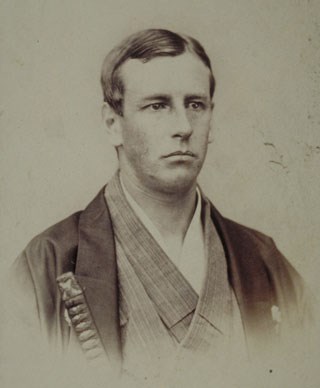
65, 185, 277, 362
104, 175, 198, 341
74, 188, 121, 364
209, 204, 277, 354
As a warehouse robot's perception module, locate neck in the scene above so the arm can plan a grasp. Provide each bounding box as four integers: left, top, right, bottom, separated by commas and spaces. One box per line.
120, 171, 198, 242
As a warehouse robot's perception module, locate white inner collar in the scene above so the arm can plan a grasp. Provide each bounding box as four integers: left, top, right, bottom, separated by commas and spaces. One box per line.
118, 175, 205, 294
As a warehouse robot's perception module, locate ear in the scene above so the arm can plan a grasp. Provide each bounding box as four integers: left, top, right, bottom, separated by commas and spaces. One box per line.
102, 102, 123, 147
208, 102, 214, 144
208, 126, 214, 144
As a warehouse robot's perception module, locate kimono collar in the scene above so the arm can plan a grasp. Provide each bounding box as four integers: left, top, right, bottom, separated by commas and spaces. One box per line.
70, 179, 276, 362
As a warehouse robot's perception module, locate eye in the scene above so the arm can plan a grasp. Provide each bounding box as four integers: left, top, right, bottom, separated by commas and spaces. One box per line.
188, 101, 205, 110
147, 102, 167, 111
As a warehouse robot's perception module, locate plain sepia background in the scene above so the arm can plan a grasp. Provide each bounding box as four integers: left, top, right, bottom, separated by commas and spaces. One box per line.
1, 0, 319, 387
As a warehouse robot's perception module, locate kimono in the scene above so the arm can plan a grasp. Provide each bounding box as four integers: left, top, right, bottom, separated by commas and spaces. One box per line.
9, 185, 311, 372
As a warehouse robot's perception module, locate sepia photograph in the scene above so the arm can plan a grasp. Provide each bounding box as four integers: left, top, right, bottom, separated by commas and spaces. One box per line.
1, 1, 319, 387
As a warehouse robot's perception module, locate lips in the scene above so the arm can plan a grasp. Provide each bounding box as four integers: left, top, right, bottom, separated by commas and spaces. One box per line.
163, 150, 195, 158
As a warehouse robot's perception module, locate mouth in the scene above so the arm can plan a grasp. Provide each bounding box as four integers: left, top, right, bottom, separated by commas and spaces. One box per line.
163, 150, 196, 158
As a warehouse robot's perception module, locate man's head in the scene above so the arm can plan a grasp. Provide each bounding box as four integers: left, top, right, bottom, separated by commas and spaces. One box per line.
101, 29, 215, 194
101, 29, 215, 116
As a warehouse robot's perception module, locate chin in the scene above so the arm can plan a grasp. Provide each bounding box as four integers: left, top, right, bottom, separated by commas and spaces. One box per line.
151, 170, 198, 195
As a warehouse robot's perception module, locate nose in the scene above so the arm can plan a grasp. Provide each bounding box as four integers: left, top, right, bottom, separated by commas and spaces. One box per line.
172, 107, 193, 139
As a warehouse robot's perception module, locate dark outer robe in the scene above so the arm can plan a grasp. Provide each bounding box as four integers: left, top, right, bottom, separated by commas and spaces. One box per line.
9, 186, 312, 367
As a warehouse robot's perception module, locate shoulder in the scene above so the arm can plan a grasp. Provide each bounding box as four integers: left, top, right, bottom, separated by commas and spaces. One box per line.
210, 205, 294, 275
222, 216, 301, 281
12, 211, 82, 282
210, 206, 311, 322
219, 215, 275, 250
12, 186, 109, 280
25, 211, 81, 258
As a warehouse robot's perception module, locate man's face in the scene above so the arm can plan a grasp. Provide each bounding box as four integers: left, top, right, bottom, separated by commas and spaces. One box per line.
116, 52, 213, 194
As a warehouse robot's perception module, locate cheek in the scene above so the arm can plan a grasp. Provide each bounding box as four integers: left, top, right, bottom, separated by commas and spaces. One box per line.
190, 111, 211, 130
193, 121, 212, 145
122, 127, 151, 164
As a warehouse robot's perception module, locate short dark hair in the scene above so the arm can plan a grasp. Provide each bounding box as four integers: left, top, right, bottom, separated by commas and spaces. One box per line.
100, 29, 215, 115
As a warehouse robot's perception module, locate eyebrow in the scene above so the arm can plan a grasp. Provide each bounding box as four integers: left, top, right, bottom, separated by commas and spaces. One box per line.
139, 93, 210, 103
184, 94, 209, 102
140, 94, 171, 103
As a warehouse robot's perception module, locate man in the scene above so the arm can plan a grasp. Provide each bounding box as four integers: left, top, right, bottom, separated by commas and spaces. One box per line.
7, 29, 312, 383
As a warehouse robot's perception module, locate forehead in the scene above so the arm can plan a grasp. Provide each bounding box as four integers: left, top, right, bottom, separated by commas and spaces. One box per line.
119, 52, 211, 99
